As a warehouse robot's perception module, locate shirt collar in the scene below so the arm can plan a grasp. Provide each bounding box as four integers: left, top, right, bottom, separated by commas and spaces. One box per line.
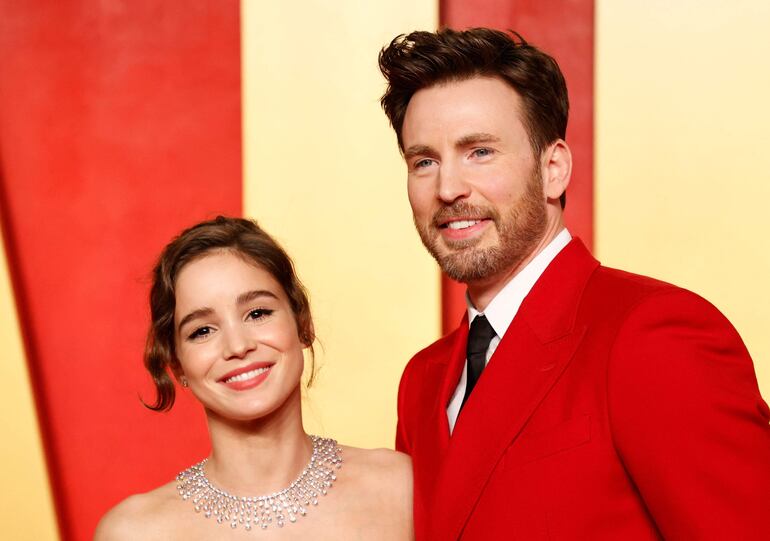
467, 228, 572, 337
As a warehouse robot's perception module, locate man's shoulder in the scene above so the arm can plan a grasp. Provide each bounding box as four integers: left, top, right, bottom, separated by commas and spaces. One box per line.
552, 258, 735, 336
587, 263, 737, 341
398, 325, 462, 389
587, 263, 704, 310
407, 325, 461, 364
412, 323, 462, 363
592, 264, 679, 295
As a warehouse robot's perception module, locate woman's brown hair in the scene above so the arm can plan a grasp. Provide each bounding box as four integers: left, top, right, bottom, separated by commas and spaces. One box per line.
144, 216, 314, 411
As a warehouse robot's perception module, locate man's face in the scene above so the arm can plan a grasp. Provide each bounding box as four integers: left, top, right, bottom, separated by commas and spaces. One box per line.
401, 76, 547, 283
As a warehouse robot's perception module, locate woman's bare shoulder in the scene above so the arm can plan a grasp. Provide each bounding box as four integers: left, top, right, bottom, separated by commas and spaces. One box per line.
94, 481, 179, 541
340, 445, 412, 493
338, 445, 414, 539
342, 445, 410, 469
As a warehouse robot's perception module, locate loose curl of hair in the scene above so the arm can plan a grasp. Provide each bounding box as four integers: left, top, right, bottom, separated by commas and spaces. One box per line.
143, 216, 315, 411
379, 27, 569, 208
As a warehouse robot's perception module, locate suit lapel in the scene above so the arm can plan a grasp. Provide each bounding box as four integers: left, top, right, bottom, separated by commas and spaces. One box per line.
431, 322, 586, 539
438, 315, 470, 436
413, 317, 469, 501
428, 239, 599, 539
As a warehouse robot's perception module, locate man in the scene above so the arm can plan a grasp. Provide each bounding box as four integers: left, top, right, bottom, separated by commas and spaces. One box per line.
379, 28, 770, 540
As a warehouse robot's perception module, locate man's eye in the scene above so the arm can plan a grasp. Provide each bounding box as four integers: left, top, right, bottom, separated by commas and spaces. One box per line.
472, 148, 492, 158
247, 308, 274, 321
414, 158, 434, 169
189, 326, 212, 340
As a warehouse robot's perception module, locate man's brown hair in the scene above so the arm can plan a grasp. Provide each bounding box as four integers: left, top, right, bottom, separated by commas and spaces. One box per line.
379, 28, 569, 206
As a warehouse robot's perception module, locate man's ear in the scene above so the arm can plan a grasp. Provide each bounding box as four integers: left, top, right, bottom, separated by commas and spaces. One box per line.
541, 139, 572, 202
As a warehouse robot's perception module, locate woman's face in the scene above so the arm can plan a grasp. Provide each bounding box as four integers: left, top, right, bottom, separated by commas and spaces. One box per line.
173, 249, 306, 421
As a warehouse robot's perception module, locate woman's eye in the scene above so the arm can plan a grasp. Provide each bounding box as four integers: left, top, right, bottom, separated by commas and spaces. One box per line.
188, 326, 212, 340
247, 308, 274, 321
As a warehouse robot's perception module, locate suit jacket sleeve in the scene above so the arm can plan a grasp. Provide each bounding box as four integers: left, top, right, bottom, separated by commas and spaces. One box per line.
608, 288, 770, 540
395, 356, 418, 455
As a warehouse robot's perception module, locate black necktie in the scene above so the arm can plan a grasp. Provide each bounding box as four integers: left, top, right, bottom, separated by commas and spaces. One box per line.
460, 314, 496, 410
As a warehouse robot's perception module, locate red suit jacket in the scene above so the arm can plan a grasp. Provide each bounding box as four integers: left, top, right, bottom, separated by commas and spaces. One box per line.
396, 239, 770, 540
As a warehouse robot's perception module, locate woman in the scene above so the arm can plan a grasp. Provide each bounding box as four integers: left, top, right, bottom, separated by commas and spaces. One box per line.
96, 216, 413, 540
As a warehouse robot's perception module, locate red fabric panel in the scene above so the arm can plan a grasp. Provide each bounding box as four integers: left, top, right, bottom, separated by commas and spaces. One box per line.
439, 0, 595, 333
0, 2, 241, 540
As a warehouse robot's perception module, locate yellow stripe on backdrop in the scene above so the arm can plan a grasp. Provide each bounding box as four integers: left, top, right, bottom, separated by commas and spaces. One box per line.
241, 1, 439, 447
0, 215, 59, 539
596, 1, 770, 396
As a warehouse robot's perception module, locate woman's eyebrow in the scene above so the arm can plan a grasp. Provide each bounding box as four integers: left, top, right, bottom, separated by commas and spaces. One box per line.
236, 289, 278, 305
177, 307, 213, 332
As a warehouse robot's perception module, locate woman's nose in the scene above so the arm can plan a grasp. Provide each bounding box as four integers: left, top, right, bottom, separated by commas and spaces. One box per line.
222, 327, 256, 360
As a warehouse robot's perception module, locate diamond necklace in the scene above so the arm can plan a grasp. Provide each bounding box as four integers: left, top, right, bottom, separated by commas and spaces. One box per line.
176, 435, 342, 531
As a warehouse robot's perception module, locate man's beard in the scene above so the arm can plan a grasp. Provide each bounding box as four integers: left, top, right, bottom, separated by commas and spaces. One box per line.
414, 170, 547, 283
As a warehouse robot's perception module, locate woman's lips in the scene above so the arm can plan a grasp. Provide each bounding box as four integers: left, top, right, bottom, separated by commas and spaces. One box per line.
218, 362, 274, 391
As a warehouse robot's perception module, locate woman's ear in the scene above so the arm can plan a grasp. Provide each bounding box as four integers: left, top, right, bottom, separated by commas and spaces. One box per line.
302, 320, 316, 348
171, 361, 187, 387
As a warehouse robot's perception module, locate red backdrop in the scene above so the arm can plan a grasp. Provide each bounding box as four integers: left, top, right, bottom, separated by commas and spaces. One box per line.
0, 2, 242, 539
439, 0, 595, 333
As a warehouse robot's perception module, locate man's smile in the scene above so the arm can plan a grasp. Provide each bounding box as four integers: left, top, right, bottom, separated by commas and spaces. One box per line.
445, 219, 482, 230
438, 218, 492, 241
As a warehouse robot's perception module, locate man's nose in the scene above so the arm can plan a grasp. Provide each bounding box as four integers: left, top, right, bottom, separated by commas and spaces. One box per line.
437, 162, 471, 204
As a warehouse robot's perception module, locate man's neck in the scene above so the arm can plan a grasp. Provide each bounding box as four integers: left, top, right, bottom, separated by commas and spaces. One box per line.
467, 219, 565, 312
